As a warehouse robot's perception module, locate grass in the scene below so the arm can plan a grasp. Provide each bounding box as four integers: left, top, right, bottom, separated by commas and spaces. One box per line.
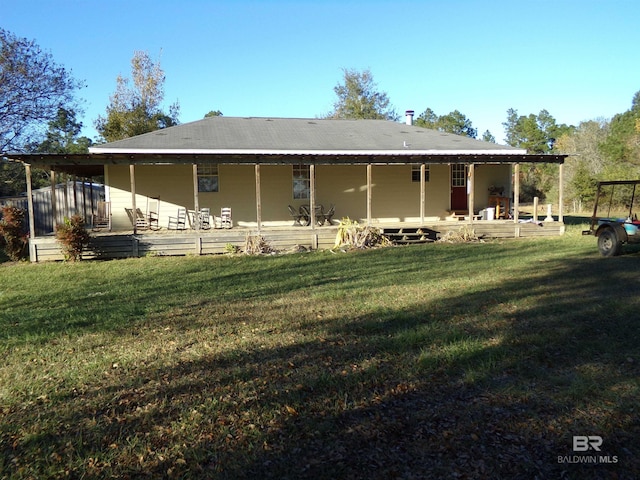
1, 219, 639, 479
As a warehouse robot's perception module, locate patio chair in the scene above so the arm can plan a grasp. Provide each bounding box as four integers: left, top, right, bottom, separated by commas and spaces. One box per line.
168, 208, 187, 230
299, 205, 311, 226
220, 207, 233, 228
288, 205, 305, 226
322, 204, 335, 225
300, 205, 324, 226
92, 200, 111, 231
187, 210, 197, 229
147, 197, 160, 230
199, 207, 211, 230
125, 207, 149, 229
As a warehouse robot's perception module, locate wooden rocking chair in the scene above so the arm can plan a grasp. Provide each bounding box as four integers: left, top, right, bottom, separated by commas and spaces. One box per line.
92, 201, 111, 231
168, 208, 187, 230
199, 208, 212, 230
147, 197, 160, 230
220, 207, 233, 228
125, 208, 150, 230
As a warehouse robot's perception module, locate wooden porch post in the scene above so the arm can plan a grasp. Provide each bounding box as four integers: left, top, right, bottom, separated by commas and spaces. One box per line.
81, 178, 87, 222
558, 163, 564, 223
192, 164, 200, 231
468, 164, 475, 224
72, 175, 78, 215
50, 170, 57, 232
89, 179, 95, 224
309, 163, 316, 231
130, 164, 137, 234
255, 164, 262, 232
366, 164, 372, 225
25, 164, 36, 244
513, 163, 520, 222
63, 176, 70, 220
420, 164, 425, 224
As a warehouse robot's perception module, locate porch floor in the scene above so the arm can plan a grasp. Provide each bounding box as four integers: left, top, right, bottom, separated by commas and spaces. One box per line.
29, 219, 565, 262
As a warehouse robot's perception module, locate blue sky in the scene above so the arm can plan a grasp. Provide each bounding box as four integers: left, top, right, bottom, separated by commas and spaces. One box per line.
3, 0, 639, 144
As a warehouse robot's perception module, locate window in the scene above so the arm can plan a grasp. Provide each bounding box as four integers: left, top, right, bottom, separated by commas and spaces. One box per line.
451, 164, 466, 187
411, 165, 430, 182
197, 164, 219, 192
293, 165, 310, 200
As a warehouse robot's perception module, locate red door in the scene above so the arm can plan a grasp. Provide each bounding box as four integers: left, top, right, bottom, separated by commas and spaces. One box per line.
450, 164, 468, 211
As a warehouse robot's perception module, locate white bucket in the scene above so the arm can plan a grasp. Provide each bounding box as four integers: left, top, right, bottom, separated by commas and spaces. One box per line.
486, 207, 495, 221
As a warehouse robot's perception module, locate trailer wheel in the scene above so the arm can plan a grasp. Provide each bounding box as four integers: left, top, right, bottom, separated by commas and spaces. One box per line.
598, 228, 622, 257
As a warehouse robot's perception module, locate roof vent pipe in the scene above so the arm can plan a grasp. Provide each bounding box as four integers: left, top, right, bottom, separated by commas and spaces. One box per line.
405, 110, 414, 126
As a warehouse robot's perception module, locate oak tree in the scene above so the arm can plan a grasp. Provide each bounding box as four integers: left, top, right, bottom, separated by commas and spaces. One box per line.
327, 68, 398, 120
0, 28, 83, 153
95, 51, 179, 142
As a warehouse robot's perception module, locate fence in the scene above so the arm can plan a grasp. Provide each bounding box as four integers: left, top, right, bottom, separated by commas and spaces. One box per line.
0, 181, 104, 236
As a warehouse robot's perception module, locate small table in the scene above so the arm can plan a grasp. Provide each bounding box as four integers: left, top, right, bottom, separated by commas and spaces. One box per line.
488, 195, 510, 219
301, 205, 324, 226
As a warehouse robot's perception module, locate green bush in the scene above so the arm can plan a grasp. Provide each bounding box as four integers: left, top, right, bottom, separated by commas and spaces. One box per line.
55, 215, 91, 261
0, 206, 29, 261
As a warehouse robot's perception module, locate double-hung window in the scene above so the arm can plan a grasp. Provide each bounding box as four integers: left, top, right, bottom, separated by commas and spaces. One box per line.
197, 164, 219, 192
411, 165, 430, 182
293, 165, 310, 200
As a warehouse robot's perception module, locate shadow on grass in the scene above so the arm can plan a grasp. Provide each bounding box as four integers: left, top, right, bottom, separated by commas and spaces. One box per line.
2, 246, 640, 479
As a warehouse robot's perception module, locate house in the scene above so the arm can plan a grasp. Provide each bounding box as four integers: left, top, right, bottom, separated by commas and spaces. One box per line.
5, 111, 567, 261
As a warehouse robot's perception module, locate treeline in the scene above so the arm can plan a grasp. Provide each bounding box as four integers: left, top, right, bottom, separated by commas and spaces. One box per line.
2, 28, 639, 211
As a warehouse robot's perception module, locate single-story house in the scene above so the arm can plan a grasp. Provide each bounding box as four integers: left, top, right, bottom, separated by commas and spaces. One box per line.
4, 111, 567, 261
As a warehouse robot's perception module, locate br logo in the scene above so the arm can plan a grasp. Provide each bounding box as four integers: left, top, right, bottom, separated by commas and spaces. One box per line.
573, 436, 603, 452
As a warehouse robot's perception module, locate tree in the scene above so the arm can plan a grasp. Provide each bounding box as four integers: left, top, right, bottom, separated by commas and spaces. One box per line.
415, 108, 438, 129
204, 110, 223, 118
29, 108, 92, 154
414, 107, 477, 138
599, 90, 640, 174
554, 119, 609, 211
95, 51, 179, 142
502, 108, 573, 153
326, 68, 398, 120
0, 108, 94, 197
502, 108, 575, 202
482, 130, 496, 143
0, 28, 83, 153
437, 110, 477, 138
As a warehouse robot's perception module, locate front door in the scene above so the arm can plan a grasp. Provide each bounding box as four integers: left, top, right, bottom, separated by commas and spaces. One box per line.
450, 164, 468, 211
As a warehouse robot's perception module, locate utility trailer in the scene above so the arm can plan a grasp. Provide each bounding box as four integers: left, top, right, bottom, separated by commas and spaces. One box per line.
583, 180, 640, 256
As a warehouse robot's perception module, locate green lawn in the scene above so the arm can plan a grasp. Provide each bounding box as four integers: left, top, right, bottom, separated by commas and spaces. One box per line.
1, 222, 639, 479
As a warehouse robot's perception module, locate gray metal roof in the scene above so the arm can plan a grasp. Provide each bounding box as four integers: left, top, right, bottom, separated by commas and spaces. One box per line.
90, 116, 524, 155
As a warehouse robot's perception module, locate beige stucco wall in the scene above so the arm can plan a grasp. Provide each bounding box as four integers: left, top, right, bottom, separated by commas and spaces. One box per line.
105, 162, 513, 229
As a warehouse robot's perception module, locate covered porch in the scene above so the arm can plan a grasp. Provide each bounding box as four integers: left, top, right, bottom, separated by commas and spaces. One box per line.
6, 153, 567, 262
5, 115, 567, 262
